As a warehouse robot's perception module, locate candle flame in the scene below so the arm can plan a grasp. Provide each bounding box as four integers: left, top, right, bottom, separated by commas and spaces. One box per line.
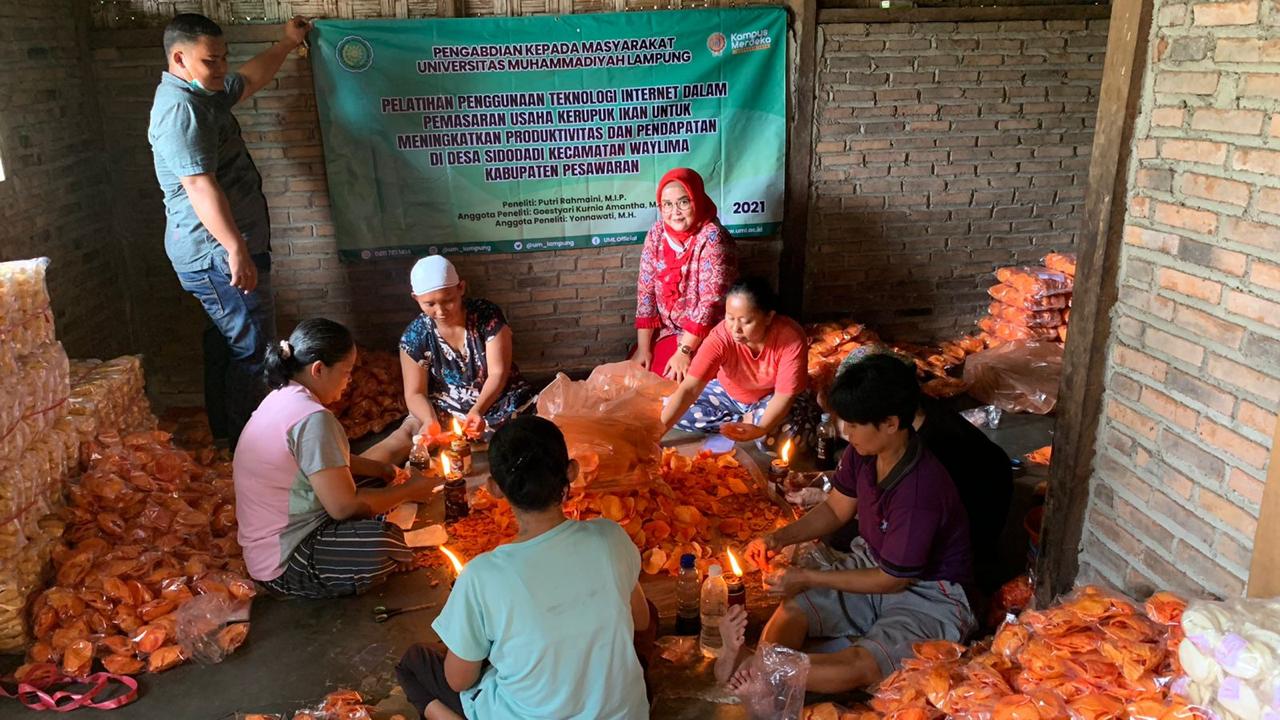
780, 438, 793, 464
726, 547, 744, 577
440, 452, 452, 476
439, 546, 465, 575
452, 417, 463, 437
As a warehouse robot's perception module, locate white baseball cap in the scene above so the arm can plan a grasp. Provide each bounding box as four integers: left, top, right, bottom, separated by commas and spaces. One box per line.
410, 255, 460, 295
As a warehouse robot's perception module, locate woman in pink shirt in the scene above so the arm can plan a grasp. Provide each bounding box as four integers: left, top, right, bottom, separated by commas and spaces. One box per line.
633, 168, 738, 382
234, 319, 436, 598
660, 278, 819, 451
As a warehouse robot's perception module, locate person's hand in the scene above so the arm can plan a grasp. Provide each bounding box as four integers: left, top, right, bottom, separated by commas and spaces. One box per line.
404, 472, 438, 502
634, 345, 653, 371
380, 462, 399, 483
463, 411, 486, 439
227, 245, 258, 293
283, 16, 311, 48
720, 422, 766, 442
745, 534, 777, 572
663, 350, 691, 383
764, 567, 813, 598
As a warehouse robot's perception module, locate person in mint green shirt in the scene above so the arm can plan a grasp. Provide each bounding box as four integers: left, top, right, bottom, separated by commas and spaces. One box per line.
396, 416, 651, 720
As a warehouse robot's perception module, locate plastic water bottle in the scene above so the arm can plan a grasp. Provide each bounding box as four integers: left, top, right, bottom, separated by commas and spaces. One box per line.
699, 565, 728, 658
675, 554, 702, 636
816, 413, 838, 470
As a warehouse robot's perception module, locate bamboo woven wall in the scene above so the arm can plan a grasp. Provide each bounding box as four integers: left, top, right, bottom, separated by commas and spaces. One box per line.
89, 0, 742, 27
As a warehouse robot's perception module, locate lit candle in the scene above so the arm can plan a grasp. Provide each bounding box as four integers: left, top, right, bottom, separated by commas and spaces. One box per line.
439, 545, 465, 587
448, 417, 473, 475
725, 548, 746, 609
769, 438, 794, 495
442, 453, 469, 523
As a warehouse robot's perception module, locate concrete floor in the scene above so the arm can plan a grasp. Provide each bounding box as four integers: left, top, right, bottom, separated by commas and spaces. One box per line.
1, 406, 1053, 719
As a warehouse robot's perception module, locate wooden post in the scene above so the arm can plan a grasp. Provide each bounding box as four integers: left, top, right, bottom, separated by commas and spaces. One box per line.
1035, 0, 1153, 604
1247, 419, 1280, 597
780, 0, 817, 317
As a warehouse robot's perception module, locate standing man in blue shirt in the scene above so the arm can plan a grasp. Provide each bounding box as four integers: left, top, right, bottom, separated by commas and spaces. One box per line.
148, 13, 310, 448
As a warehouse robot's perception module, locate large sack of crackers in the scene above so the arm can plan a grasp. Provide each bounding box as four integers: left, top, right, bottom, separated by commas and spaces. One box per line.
537, 362, 675, 490
0, 259, 56, 380
65, 356, 157, 464
0, 259, 73, 652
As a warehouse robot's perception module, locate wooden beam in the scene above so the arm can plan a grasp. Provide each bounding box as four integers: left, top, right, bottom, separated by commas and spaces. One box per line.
818, 5, 1111, 23
91, 22, 285, 49
780, 0, 818, 317
1035, 0, 1152, 605
1247, 418, 1280, 598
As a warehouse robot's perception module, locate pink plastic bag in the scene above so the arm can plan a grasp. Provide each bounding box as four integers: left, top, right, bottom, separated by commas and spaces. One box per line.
962, 341, 1063, 415
536, 362, 676, 490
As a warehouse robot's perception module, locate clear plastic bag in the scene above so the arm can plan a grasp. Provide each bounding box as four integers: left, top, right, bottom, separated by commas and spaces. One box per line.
962, 341, 1064, 415
536, 362, 676, 490
735, 642, 811, 720
1175, 598, 1280, 720
994, 267, 1074, 299
989, 302, 1065, 329
174, 577, 252, 665
988, 284, 1071, 312
288, 690, 371, 720
1043, 252, 1078, 277
960, 405, 1003, 429
979, 317, 1062, 343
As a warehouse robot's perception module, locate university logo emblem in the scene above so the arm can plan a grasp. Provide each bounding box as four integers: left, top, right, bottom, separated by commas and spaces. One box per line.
707, 32, 727, 57
336, 36, 374, 72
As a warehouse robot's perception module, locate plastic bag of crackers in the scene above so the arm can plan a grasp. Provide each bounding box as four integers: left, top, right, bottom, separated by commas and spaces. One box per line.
0, 258, 57, 378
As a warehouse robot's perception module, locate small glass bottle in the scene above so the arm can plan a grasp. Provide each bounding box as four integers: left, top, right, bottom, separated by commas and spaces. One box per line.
408, 434, 431, 473
816, 413, 838, 471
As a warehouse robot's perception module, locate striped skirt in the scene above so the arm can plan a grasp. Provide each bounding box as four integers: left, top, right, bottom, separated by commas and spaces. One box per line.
261, 517, 414, 599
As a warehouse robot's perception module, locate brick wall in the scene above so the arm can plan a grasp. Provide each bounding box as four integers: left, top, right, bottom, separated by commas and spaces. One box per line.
92, 32, 780, 400
0, 0, 133, 359
809, 16, 1107, 340
1078, 0, 1280, 598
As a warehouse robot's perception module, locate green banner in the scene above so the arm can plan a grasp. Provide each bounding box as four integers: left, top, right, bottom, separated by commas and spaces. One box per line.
309, 9, 787, 259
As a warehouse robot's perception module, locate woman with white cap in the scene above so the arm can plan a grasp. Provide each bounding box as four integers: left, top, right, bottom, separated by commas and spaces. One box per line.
399, 255, 535, 439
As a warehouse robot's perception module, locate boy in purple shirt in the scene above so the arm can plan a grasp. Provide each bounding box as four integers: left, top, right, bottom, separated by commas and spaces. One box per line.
720, 354, 975, 694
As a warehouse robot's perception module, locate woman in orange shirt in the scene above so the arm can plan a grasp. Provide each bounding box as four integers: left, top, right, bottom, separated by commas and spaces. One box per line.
660, 278, 819, 451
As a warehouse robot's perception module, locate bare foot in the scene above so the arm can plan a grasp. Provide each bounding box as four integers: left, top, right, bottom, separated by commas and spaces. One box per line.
714, 604, 749, 684
727, 664, 761, 696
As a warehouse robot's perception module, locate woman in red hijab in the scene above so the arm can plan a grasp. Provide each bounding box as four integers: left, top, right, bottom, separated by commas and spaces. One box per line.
633, 168, 738, 381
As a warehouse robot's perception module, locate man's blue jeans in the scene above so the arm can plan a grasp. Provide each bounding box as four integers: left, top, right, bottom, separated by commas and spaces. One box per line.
175, 251, 275, 448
